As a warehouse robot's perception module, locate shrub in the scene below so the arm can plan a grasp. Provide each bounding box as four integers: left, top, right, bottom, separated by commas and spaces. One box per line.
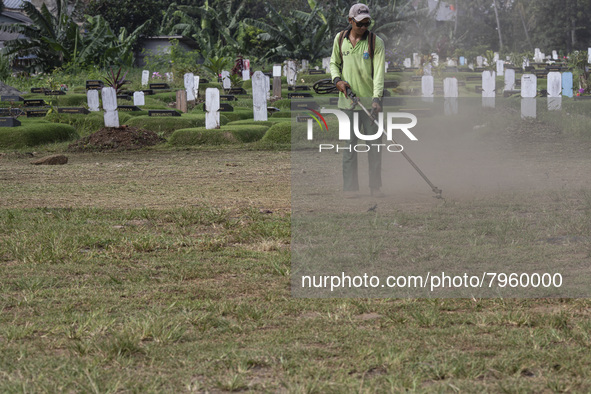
0, 121, 78, 148
261, 122, 291, 144
125, 114, 229, 136
46, 112, 132, 137
226, 119, 281, 127
169, 125, 269, 146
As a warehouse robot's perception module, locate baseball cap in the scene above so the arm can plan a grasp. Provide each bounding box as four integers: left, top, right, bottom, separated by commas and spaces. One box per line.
349, 4, 371, 21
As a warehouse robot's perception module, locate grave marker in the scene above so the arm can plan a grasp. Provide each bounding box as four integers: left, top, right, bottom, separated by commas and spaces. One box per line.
176, 90, 188, 113
133, 91, 145, 106
588, 48, 591, 64
286, 60, 297, 87
118, 105, 141, 112
26, 109, 48, 118
476, 56, 483, 67
504, 69, 516, 91
482, 71, 496, 97
24, 99, 46, 107
521, 74, 537, 98
431, 53, 439, 66
87, 90, 100, 111
221, 71, 231, 90
252, 71, 268, 121
142, 70, 149, 87
150, 83, 169, 89
265, 75, 271, 100
562, 72, 573, 98
0, 117, 21, 127
184, 73, 195, 101
148, 110, 180, 117
413, 53, 420, 68
552, 50, 558, 60
443, 77, 458, 98
421, 75, 434, 99
496, 60, 504, 76
242, 69, 250, 81
403, 58, 411, 68
273, 64, 282, 98
547, 72, 561, 98
165, 72, 173, 83
101, 87, 119, 128
459, 56, 465, 66
205, 88, 220, 129
482, 70, 496, 108
322, 57, 331, 73
58, 107, 90, 114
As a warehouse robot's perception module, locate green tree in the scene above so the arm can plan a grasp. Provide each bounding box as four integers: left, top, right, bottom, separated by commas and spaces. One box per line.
1, 0, 83, 72
84, 0, 167, 37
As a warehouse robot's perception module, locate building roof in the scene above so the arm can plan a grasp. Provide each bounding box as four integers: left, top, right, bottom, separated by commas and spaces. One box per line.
1, 11, 33, 24
3, 0, 31, 9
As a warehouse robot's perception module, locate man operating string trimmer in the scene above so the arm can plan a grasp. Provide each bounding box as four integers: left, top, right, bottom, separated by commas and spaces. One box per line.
330, 4, 443, 200
330, 3, 386, 198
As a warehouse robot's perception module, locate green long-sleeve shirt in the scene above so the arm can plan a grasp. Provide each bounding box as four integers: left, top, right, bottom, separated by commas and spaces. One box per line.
329, 29, 385, 109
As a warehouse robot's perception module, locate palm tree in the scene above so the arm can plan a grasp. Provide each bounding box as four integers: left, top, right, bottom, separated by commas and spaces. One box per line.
1, 0, 84, 72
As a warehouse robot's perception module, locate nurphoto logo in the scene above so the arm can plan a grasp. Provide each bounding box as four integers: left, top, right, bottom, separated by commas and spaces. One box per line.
306, 108, 419, 153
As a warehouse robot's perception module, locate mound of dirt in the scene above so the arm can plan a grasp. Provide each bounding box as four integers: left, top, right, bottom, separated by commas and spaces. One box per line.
68, 126, 165, 152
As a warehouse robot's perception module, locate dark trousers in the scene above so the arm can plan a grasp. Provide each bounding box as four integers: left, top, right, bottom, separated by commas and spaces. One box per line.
342, 109, 382, 191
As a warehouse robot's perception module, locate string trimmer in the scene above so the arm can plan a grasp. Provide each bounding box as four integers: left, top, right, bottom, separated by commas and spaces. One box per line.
343, 85, 443, 200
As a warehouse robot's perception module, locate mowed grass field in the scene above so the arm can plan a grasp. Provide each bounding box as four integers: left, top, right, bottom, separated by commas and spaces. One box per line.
1, 141, 591, 393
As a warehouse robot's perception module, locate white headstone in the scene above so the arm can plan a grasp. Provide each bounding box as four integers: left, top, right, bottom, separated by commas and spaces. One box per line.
184, 73, 195, 101
504, 68, 516, 91
194, 76, 200, 98
205, 88, 220, 129
282, 64, 287, 77
459, 56, 465, 66
413, 53, 420, 68
252, 71, 268, 121
547, 72, 562, 98
548, 97, 562, 111
443, 77, 458, 98
286, 60, 297, 87
322, 57, 331, 73
521, 74, 537, 98
221, 70, 231, 89
273, 65, 282, 78
301, 59, 309, 72
482, 70, 496, 108
482, 71, 496, 98
447, 58, 456, 67
421, 75, 434, 98
521, 98, 536, 119
243, 59, 250, 71
141, 70, 149, 87
588, 48, 591, 63
476, 56, 483, 67
133, 91, 145, 106
496, 60, 504, 76
522, 57, 530, 70
101, 87, 119, 127
534, 48, 542, 63
87, 90, 100, 112
384, 62, 389, 73
165, 72, 173, 83
562, 72, 573, 98
404, 58, 412, 68
431, 53, 439, 67
552, 50, 558, 60
493, 52, 499, 62
265, 75, 270, 99
242, 69, 250, 81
